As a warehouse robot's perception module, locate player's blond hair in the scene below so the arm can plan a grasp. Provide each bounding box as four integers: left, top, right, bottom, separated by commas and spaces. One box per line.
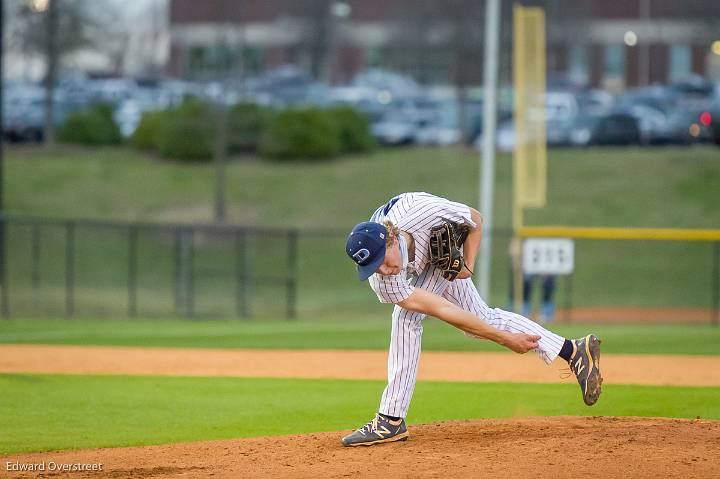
382, 220, 399, 247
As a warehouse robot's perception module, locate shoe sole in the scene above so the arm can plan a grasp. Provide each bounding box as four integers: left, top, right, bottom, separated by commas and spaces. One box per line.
583, 334, 603, 406
342, 431, 409, 447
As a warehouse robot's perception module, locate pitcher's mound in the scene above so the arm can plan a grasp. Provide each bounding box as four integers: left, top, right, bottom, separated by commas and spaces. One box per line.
5, 417, 720, 478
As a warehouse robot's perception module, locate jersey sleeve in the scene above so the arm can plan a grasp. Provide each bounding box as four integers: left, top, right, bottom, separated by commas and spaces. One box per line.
368, 274, 415, 304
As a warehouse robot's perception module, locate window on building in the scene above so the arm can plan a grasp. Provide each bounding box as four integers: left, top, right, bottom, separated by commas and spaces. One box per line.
602, 44, 625, 90
242, 47, 263, 75
367, 47, 384, 67
187, 46, 208, 75
669, 45, 691, 83
604, 45, 625, 76
186, 45, 230, 77
185, 44, 263, 79
568, 45, 589, 85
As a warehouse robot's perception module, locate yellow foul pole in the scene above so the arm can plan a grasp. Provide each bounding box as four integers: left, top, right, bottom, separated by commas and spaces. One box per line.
512, 5, 547, 312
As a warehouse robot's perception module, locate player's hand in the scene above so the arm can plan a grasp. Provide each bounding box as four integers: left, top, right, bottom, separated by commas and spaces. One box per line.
501, 332, 541, 353
455, 269, 472, 280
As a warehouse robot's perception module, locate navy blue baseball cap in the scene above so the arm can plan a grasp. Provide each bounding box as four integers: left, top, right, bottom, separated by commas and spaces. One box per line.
346, 221, 387, 280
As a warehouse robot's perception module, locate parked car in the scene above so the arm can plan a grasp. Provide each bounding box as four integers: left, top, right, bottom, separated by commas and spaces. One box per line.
3, 86, 74, 142
576, 89, 615, 116
663, 108, 715, 144
327, 86, 387, 122
546, 117, 575, 146
568, 112, 641, 146
415, 99, 463, 146
371, 109, 423, 146
617, 87, 676, 115
352, 69, 422, 100
622, 104, 672, 144
668, 75, 716, 111
246, 65, 314, 108
545, 91, 583, 146
87, 77, 138, 106
545, 90, 579, 123
495, 120, 517, 152
710, 100, 720, 146
471, 119, 523, 153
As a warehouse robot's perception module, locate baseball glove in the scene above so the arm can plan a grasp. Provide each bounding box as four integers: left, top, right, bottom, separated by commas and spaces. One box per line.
428, 221, 471, 281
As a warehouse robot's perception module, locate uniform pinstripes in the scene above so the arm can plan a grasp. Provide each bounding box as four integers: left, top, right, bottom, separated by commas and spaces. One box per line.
369, 192, 565, 419
442, 279, 564, 364
379, 266, 446, 418
382, 306, 421, 417
369, 193, 474, 304
369, 274, 414, 304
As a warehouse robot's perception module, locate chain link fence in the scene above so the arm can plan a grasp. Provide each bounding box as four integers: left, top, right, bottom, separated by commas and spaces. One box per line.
0, 215, 717, 323
1, 216, 298, 319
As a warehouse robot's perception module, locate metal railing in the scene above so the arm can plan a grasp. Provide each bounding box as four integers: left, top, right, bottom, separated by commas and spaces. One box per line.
0, 215, 299, 319
0, 214, 717, 324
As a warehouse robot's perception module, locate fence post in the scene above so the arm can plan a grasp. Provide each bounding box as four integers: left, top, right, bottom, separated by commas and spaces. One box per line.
0, 216, 8, 318
127, 225, 138, 317
31, 224, 41, 309
235, 229, 248, 318
713, 242, 719, 327
287, 229, 298, 320
244, 230, 255, 318
173, 228, 182, 316
65, 221, 75, 317
173, 228, 194, 318
187, 228, 195, 318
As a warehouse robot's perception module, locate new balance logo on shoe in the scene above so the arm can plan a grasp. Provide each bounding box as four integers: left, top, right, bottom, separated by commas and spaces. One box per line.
569, 334, 603, 406
574, 357, 585, 375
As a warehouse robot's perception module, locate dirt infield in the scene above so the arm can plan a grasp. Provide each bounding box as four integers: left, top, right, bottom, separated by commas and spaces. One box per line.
2, 345, 720, 478
2, 344, 720, 386
3, 417, 720, 479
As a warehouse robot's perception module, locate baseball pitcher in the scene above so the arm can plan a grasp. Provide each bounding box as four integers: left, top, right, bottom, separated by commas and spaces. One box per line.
342, 192, 602, 446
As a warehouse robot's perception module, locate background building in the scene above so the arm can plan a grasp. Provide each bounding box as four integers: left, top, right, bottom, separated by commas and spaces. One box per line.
168, 0, 720, 89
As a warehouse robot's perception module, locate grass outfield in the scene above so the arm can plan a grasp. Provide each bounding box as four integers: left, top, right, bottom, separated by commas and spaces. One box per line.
1, 373, 719, 454
7, 145, 719, 229
1, 318, 719, 355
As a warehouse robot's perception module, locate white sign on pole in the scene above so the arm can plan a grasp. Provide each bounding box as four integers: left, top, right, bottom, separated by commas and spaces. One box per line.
522, 238, 574, 275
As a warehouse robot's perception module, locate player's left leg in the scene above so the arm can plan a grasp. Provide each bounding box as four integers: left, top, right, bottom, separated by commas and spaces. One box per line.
441, 279, 602, 405
341, 305, 420, 447
342, 267, 452, 446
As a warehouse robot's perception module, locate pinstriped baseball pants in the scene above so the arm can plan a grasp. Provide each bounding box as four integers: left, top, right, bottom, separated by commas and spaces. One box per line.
378, 267, 566, 419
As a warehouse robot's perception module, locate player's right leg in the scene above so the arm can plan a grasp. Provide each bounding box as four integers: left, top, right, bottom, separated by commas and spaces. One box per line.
442, 278, 565, 363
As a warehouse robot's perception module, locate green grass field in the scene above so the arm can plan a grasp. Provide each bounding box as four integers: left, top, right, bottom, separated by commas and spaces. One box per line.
1, 319, 719, 454
7, 145, 720, 229
1, 318, 720, 355
2, 374, 718, 455
2, 145, 719, 455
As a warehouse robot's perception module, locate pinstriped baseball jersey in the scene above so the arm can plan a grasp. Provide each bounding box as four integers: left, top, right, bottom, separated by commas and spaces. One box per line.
367, 192, 476, 304
362, 192, 566, 419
